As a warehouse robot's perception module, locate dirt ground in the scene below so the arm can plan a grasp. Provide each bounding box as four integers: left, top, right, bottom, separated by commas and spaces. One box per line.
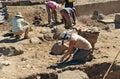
0, 0, 120, 79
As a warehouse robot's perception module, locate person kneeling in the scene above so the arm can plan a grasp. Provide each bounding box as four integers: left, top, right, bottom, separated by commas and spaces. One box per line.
9, 12, 30, 40
59, 31, 93, 63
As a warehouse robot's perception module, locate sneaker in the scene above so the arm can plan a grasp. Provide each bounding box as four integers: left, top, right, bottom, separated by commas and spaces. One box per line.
73, 22, 76, 25
85, 54, 93, 61
15, 35, 20, 39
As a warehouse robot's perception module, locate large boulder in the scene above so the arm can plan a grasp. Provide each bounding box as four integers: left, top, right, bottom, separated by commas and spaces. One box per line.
58, 70, 89, 79
91, 11, 104, 20
50, 41, 68, 55
78, 27, 99, 48
53, 27, 66, 40
0, 46, 24, 56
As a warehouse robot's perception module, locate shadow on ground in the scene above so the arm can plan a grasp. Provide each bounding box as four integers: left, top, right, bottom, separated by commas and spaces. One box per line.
47, 60, 88, 70
36, 22, 63, 28
0, 38, 21, 43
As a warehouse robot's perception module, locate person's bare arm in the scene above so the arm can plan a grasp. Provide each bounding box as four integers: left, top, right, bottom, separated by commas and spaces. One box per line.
60, 40, 75, 62
61, 0, 65, 5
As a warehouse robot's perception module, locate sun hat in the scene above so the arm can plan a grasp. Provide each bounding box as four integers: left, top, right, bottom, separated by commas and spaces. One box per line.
61, 30, 73, 39
61, 30, 73, 45
61, 32, 71, 40
15, 12, 23, 17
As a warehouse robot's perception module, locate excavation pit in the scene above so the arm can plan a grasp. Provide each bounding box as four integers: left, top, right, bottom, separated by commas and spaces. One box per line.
24, 62, 120, 79
0, 46, 24, 56
85, 62, 120, 79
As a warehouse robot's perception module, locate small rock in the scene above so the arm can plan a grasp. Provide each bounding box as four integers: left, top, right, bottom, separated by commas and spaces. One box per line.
21, 57, 27, 61
58, 70, 89, 79
38, 34, 45, 41
1, 61, 10, 66
91, 10, 99, 20
43, 32, 53, 41
113, 46, 116, 48
26, 64, 31, 68
107, 46, 110, 49
115, 36, 118, 38
30, 37, 42, 44
104, 26, 110, 31
98, 50, 101, 53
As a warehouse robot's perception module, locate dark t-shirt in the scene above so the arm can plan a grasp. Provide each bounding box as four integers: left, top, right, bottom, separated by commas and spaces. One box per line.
65, 0, 73, 8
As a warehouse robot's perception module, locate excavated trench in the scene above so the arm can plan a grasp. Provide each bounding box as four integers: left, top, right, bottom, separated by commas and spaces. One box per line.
24, 62, 120, 79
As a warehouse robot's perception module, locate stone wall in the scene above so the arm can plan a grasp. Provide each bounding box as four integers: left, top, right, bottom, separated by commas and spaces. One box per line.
1, 1, 44, 6
75, 1, 120, 16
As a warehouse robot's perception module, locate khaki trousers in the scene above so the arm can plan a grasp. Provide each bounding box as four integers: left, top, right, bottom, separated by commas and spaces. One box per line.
13, 27, 29, 39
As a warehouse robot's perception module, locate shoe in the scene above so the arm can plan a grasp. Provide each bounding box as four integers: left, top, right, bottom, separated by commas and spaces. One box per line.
73, 22, 76, 25
15, 35, 20, 39
54, 21, 59, 24
85, 54, 93, 61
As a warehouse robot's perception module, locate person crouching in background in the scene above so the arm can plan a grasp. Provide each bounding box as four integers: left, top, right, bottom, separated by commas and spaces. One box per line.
9, 12, 30, 40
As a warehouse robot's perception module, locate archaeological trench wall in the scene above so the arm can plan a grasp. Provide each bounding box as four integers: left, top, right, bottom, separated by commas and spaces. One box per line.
75, 0, 120, 16
1, 0, 120, 16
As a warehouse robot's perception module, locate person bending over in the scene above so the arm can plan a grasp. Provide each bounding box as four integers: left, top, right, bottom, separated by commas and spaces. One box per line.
59, 31, 93, 63
60, 7, 76, 29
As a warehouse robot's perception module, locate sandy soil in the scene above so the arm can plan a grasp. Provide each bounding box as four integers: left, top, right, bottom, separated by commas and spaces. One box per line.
0, 0, 120, 79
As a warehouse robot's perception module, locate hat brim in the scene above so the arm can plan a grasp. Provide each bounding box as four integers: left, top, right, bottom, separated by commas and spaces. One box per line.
15, 15, 23, 17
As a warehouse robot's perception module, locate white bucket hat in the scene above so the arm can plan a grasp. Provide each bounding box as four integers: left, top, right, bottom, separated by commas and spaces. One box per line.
61, 30, 73, 45
15, 12, 23, 17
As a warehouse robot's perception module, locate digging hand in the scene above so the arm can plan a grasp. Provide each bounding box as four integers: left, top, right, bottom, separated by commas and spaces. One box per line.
57, 57, 64, 64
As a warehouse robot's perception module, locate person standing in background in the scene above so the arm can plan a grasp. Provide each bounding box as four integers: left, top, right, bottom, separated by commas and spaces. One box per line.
61, 0, 75, 8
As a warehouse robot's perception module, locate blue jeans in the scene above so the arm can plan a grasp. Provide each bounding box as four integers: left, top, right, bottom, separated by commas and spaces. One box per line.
72, 49, 93, 61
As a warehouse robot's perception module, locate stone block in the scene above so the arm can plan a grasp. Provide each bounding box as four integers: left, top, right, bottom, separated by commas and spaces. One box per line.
50, 41, 68, 55
30, 37, 42, 44
78, 27, 99, 47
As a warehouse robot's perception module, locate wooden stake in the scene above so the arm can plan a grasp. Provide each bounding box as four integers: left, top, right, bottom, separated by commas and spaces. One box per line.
103, 50, 120, 79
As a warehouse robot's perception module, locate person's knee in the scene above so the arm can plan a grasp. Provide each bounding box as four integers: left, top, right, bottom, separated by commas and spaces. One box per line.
24, 26, 29, 31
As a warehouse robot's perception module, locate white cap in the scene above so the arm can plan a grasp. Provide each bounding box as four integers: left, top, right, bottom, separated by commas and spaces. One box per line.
15, 12, 23, 17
